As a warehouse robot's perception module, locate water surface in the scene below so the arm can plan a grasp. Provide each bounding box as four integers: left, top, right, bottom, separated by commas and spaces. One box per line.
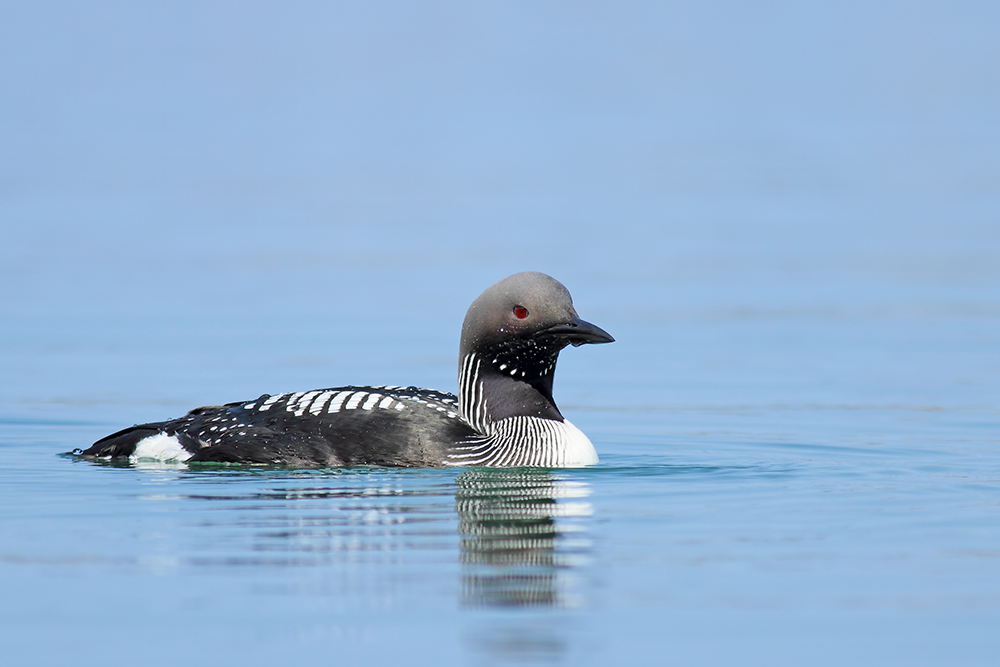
2, 2, 999, 665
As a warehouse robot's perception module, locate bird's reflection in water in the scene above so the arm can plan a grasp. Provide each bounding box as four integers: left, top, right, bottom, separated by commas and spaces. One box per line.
455, 468, 593, 609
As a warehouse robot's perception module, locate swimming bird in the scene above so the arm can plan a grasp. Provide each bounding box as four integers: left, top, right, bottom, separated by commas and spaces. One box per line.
78, 271, 614, 468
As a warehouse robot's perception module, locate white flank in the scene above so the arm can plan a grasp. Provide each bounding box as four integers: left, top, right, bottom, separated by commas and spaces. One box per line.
556, 419, 600, 467
131, 433, 193, 463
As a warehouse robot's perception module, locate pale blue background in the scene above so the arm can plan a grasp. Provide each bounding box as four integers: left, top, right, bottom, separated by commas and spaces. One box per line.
2, 2, 999, 666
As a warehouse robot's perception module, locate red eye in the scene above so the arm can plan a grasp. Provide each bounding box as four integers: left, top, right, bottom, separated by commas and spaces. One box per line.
513, 305, 529, 319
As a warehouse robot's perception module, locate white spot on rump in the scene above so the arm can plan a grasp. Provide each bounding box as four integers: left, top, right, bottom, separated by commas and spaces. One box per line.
131, 433, 192, 463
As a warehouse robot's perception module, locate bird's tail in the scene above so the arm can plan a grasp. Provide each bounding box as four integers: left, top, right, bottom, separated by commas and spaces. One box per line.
75, 423, 169, 459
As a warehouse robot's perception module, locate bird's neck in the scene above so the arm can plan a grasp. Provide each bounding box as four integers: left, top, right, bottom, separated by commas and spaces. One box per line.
458, 350, 563, 433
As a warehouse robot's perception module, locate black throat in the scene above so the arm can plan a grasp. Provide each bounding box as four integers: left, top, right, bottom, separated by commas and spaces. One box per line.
471, 337, 567, 423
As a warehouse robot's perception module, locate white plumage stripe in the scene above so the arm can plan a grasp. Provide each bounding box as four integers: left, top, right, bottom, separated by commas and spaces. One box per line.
444, 416, 598, 468
309, 391, 334, 415
258, 393, 284, 411
293, 391, 321, 416
283, 392, 305, 412
327, 391, 350, 413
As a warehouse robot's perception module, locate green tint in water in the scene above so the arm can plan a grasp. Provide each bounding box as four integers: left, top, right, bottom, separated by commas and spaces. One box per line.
2, 2, 1000, 665
3, 404, 1000, 665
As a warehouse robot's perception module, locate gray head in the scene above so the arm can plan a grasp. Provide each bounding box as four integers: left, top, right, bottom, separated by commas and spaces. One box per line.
461, 272, 613, 355
459, 272, 613, 422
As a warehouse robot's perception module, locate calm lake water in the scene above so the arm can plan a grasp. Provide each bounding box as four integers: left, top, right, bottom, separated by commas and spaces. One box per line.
2, 3, 999, 666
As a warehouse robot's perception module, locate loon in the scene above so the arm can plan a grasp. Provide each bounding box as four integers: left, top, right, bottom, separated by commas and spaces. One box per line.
77, 272, 614, 468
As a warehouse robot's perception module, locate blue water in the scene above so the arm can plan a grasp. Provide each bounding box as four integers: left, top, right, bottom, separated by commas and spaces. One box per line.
2, 2, 999, 665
